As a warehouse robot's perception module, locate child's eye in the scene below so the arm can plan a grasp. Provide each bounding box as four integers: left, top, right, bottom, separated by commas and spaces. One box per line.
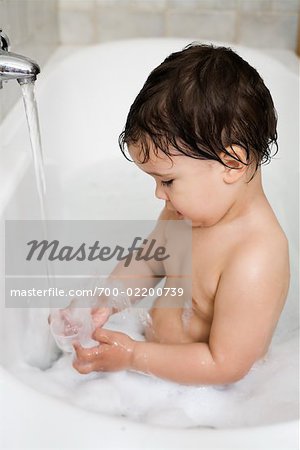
161, 179, 174, 187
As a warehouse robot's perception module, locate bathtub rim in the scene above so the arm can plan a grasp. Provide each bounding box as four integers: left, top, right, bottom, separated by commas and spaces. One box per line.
1, 366, 299, 450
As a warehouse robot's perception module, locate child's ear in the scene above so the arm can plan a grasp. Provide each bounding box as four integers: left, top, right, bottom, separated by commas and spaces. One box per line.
220, 146, 249, 184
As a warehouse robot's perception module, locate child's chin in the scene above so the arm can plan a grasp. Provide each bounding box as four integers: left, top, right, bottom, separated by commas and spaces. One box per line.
176, 212, 201, 227
187, 218, 204, 227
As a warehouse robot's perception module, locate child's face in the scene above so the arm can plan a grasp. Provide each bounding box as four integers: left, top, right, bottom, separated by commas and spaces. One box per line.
129, 142, 244, 227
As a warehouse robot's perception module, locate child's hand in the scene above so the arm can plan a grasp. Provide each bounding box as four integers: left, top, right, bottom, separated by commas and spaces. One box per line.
90, 292, 119, 328
48, 296, 114, 329
90, 306, 112, 328
47, 305, 73, 326
72, 329, 136, 374
48, 297, 79, 325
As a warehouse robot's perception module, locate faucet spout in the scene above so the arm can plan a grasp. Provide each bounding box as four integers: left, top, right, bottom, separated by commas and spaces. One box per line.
0, 30, 40, 88
0, 50, 40, 83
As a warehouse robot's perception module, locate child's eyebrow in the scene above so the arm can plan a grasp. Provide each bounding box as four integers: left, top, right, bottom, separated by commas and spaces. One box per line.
143, 170, 173, 177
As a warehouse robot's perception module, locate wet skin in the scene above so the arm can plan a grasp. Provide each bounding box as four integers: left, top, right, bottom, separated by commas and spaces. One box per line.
72, 145, 290, 384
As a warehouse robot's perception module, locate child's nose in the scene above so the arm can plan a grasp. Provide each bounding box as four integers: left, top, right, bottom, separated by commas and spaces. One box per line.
155, 183, 168, 201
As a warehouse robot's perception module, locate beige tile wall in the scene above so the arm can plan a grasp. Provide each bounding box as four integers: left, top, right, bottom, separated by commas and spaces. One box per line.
0, 0, 59, 122
1, 0, 299, 123
59, 0, 299, 51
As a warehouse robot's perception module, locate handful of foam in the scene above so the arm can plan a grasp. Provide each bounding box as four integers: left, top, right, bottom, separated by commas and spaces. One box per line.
49, 278, 131, 353
50, 305, 97, 353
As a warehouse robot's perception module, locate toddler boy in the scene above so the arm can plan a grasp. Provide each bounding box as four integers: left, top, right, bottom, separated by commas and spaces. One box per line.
72, 43, 290, 385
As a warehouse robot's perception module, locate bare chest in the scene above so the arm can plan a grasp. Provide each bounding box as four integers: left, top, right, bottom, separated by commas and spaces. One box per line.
164, 224, 228, 301
154, 225, 232, 343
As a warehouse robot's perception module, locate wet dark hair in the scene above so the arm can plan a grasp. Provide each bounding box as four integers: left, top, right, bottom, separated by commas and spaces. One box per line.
118, 43, 278, 180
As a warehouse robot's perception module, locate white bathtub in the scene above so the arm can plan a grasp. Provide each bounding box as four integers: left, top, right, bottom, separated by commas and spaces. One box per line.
0, 38, 299, 449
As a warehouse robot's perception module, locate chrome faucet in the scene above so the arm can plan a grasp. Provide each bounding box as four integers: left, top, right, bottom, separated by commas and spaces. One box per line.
0, 30, 40, 89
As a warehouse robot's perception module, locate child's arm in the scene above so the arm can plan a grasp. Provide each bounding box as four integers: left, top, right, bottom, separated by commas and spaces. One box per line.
93, 206, 170, 315
73, 238, 289, 384
55, 208, 169, 329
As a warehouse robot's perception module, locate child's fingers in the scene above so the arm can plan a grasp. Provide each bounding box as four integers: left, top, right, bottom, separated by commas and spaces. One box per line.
91, 306, 107, 314
92, 328, 114, 344
73, 342, 101, 362
72, 359, 95, 375
91, 307, 111, 328
72, 342, 82, 357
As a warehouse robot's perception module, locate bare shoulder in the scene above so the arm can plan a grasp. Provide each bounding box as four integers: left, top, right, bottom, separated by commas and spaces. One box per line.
223, 220, 290, 307
233, 221, 289, 269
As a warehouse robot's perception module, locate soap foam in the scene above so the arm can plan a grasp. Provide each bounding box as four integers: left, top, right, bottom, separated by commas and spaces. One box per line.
10, 307, 298, 429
